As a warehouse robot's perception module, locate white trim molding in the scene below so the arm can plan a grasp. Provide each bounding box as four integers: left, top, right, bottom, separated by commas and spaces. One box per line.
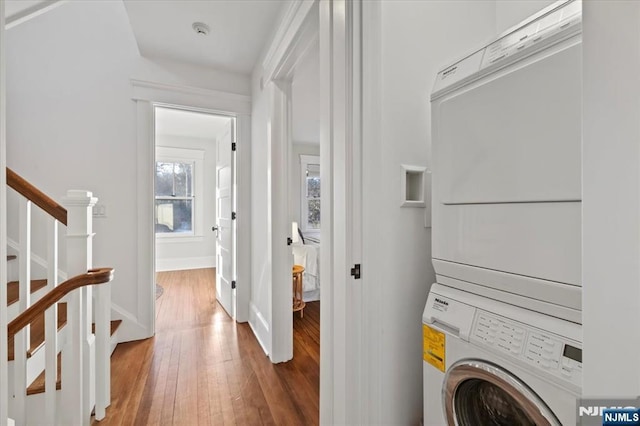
262, 1, 317, 83
249, 302, 271, 356
319, 0, 365, 424
0, 1, 9, 421
5, 0, 67, 30
133, 81, 252, 340
131, 79, 251, 115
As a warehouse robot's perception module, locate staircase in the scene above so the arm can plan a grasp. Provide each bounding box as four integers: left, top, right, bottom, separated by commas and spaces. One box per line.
2, 168, 116, 425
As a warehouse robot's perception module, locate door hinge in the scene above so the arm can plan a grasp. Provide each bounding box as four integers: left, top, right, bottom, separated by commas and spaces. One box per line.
232, 142, 237, 151
287, 237, 293, 246
350, 264, 361, 279
231, 211, 236, 220
231, 280, 236, 289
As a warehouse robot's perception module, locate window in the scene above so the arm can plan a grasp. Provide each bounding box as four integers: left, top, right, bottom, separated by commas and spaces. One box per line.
300, 155, 320, 232
155, 147, 204, 237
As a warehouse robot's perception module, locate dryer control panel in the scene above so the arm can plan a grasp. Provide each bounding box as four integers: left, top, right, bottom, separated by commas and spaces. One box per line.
432, 0, 582, 99
471, 311, 582, 388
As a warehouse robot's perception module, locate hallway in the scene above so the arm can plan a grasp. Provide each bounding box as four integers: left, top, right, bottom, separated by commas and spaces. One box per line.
96, 268, 319, 425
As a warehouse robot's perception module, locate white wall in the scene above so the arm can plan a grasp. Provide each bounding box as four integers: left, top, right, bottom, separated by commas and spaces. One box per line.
291, 45, 320, 145
495, 0, 556, 33
155, 134, 217, 272
246, 0, 296, 357
363, 1, 497, 423
6, 0, 251, 341
249, 64, 272, 353
290, 47, 321, 227
289, 143, 320, 226
582, 0, 640, 397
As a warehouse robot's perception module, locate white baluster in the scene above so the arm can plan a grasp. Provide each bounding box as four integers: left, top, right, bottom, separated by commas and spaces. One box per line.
62, 190, 97, 426
94, 282, 110, 420
13, 199, 31, 425
45, 218, 59, 422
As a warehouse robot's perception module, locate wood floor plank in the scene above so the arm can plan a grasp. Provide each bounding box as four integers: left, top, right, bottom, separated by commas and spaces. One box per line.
95, 268, 320, 425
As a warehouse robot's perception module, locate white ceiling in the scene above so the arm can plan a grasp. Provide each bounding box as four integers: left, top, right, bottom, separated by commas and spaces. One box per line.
123, 0, 289, 75
155, 107, 231, 140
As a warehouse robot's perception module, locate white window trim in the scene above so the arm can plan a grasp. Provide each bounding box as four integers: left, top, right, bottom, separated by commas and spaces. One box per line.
155, 146, 205, 239
300, 154, 320, 234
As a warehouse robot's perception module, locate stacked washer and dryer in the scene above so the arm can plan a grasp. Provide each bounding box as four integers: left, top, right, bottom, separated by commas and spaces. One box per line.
424, 1, 583, 425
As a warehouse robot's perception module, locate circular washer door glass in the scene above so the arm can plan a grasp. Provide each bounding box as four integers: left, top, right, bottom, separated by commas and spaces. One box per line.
453, 378, 534, 426
442, 360, 560, 426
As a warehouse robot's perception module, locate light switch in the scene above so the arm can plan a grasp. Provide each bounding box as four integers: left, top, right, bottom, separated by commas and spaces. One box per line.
93, 203, 107, 218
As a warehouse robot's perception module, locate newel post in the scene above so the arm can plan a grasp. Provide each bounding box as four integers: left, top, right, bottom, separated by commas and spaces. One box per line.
62, 190, 97, 426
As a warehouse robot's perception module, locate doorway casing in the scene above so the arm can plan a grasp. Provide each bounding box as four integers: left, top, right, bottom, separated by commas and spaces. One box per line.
263, 0, 365, 423
132, 80, 252, 341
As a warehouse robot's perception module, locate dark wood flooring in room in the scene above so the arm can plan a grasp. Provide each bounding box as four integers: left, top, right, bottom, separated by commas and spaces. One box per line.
94, 268, 320, 425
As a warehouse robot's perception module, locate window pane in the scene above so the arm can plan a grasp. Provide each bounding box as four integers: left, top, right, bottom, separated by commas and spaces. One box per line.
173, 163, 193, 197
155, 162, 175, 196
155, 199, 193, 233
306, 177, 321, 198
155, 162, 193, 197
307, 199, 320, 229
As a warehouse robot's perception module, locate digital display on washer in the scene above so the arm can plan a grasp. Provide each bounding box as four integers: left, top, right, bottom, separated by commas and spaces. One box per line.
563, 344, 582, 363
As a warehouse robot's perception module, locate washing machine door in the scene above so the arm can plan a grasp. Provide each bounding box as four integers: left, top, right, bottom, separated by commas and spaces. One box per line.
443, 360, 561, 426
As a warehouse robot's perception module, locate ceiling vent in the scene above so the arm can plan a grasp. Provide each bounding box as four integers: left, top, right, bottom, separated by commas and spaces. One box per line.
192, 22, 210, 36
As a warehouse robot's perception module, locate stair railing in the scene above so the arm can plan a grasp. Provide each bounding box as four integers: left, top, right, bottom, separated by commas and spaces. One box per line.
6, 168, 113, 425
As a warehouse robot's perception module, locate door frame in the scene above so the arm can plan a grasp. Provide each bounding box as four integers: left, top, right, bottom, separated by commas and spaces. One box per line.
264, 0, 364, 422
0, 2, 8, 422
132, 80, 251, 340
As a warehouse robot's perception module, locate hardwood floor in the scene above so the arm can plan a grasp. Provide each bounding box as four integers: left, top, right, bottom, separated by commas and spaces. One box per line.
94, 268, 320, 425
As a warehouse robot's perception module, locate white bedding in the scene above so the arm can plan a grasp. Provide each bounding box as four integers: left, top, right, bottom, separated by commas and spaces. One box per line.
292, 241, 320, 301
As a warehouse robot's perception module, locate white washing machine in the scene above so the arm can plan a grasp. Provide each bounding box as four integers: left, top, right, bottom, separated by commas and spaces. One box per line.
423, 284, 581, 425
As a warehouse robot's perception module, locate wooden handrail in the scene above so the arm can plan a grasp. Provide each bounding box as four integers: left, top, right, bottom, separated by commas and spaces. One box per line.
6, 167, 68, 225
8, 268, 114, 339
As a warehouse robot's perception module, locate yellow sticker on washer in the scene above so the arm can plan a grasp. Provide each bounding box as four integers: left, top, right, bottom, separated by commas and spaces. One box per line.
423, 324, 446, 372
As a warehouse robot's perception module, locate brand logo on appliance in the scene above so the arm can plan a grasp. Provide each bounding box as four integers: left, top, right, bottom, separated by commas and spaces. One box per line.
441, 66, 457, 80
434, 298, 449, 306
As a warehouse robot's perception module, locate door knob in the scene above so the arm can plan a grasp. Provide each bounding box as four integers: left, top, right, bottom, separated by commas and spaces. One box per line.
212, 226, 219, 236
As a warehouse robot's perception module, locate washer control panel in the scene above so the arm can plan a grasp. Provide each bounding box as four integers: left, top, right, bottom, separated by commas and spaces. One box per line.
471, 311, 581, 387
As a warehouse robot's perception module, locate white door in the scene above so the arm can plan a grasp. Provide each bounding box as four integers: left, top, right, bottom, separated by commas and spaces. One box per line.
215, 120, 235, 318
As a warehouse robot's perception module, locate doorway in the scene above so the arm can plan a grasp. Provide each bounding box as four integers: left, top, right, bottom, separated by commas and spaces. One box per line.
153, 106, 236, 319
263, 1, 365, 422
289, 42, 322, 369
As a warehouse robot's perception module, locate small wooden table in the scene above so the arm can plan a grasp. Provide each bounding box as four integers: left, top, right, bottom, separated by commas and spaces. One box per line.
292, 264, 306, 318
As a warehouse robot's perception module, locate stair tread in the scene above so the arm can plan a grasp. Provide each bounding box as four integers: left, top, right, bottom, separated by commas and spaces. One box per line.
7, 279, 48, 307
26, 353, 61, 396
25, 320, 121, 396
8, 303, 67, 361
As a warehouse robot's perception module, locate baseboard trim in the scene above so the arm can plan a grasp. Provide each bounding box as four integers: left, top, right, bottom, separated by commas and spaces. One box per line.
249, 302, 270, 356
110, 303, 153, 342
155, 256, 215, 272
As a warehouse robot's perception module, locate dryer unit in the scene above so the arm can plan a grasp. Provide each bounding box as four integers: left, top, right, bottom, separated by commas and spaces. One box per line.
430, 0, 582, 323
423, 284, 581, 425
